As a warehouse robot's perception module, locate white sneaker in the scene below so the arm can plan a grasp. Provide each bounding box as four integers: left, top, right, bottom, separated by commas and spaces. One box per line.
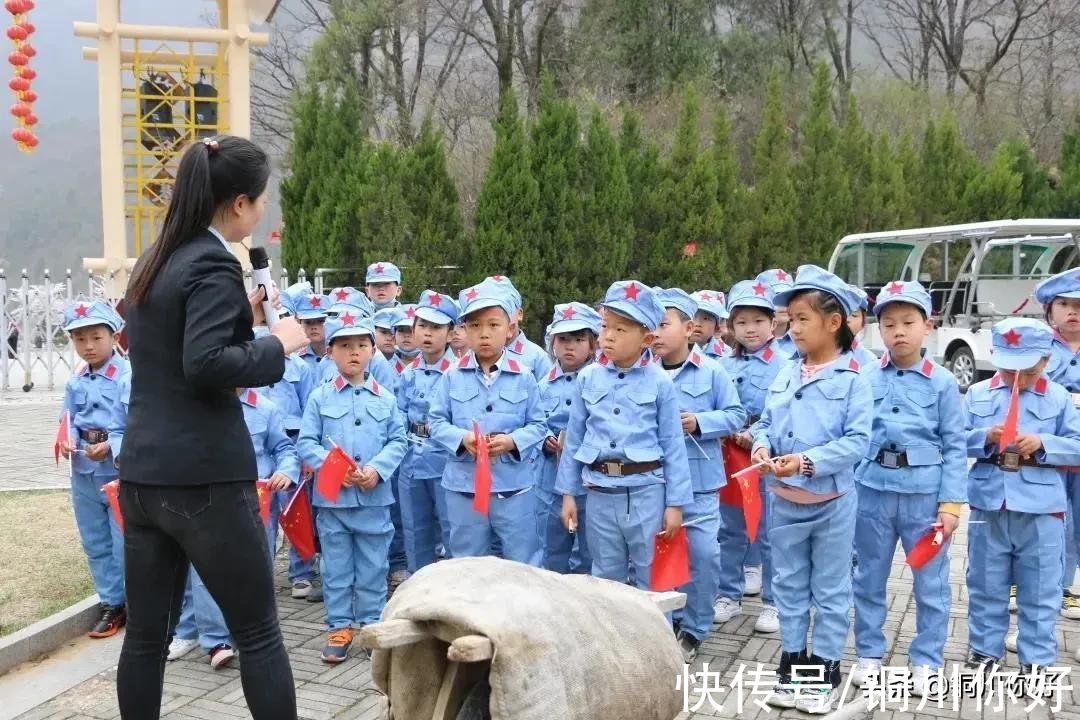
1005, 630, 1018, 653
754, 604, 779, 633
850, 657, 882, 687
209, 643, 236, 669
766, 684, 798, 709
743, 566, 763, 596
291, 580, 312, 598
911, 666, 947, 699
795, 687, 840, 714
167, 637, 199, 661
713, 596, 742, 624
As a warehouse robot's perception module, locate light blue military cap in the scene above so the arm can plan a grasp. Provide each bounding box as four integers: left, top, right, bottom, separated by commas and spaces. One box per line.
601, 280, 664, 331
872, 280, 933, 318
414, 290, 460, 326
692, 290, 728, 321
481, 276, 523, 313
654, 287, 699, 321
990, 317, 1053, 371
756, 268, 794, 297
294, 292, 330, 321
1034, 267, 1080, 304
326, 314, 377, 344
395, 305, 418, 328
458, 281, 516, 319
327, 291, 373, 319
773, 265, 862, 317
365, 261, 402, 284
727, 279, 775, 313
548, 302, 601, 336
372, 307, 401, 331
63, 299, 124, 333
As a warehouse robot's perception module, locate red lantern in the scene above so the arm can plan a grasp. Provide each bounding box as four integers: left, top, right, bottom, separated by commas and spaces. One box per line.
10, 102, 28, 117
17, 20, 32, 34
25, 133, 37, 147
8, 50, 27, 66
11, 126, 28, 142
6, 25, 25, 40
4, 0, 22, 14
20, 43, 33, 57
22, 0, 33, 11
23, 112, 35, 125
20, 89, 34, 102
8, 76, 27, 91
16, 66, 34, 79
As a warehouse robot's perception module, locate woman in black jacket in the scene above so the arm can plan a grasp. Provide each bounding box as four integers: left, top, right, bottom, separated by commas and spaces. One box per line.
118, 135, 307, 719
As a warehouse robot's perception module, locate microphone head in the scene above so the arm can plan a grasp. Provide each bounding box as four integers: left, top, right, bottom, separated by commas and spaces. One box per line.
248, 246, 270, 270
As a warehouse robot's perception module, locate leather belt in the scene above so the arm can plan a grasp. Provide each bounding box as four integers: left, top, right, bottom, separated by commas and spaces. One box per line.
979, 452, 1058, 472
589, 459, 662, 477
409, 422, 430, 438
874, 449, 909, 469
456, 487, 531, 500
80, 428, 109, 444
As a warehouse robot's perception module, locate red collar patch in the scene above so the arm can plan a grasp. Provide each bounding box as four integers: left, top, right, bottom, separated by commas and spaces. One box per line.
439, 358, 451, 372
1034, 376, 1048, 395
104, 362, 118, 379
507, 358, 521, 373
548, 367, 558, 382
458, 355, 471, 369
513, 341, 524, 353
761, 345, 775, 363
334, 375, 347, 392
245, 389, 258, 406
394, 360, 405, 373
639, 354, 650, 367
598, 353, 610, 366
411, 356, 422, 369
990, 373, 1004, 390
921, 359, 935, 377
848, 358, 861, 371
690, 351, 701, 365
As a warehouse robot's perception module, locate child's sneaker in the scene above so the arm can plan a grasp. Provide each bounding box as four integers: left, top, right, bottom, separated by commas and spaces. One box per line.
1009, 585, 1017, 612
209, 644, 235, 669
766, 649, 805, 709
167, 637, 199, 661
676, 630, 701, 664
291, 580, 312, 599
964, 650, 1002, 677
850, 657, 881, 687
754, 604, 779, 633
1005, 630, 1018, 653
743, 566, 762, 596
794, 658, 841, 715
306, 581, 324, 603
1061, 590, 1080, 619
322, 628, 354, 664
88, 604, 126, 638
712, 597, 741, 624
911, 666, 947, 699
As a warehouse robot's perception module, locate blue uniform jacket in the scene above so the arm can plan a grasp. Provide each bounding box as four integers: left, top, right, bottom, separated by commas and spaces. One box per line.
297, 373, 407, 508
751, 353, 873, 495
963, 373, 1080, 514
721, 341, 786, 423
239, 390, 300, 483
775, 333, 797, 360
702, 339, 729, 360
855, 353, 966, 502
397, 348, 458, 480
508, 331, 551, 380
1047, 333, 1080, 393
850, 339, 877, 371
554, 353, 694, 507
538, 361, 586, 494
669, 350, 747, 493
428, 351, 548, 493
63, 353, 130, 477
256, 354, 313, 431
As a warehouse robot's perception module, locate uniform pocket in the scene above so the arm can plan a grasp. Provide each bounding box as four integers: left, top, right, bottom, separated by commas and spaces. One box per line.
499, 388, 528, 405
968, 400, 996, 418
366, 402, 391, 422
449, 387, 479, 404
679, 384, 710, 399
905, 390, 935, 408
628, 389, 657, 405
582, 388, 609, 406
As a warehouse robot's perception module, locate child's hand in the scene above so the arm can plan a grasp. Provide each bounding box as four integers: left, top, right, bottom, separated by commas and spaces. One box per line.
543, 435, 561, 455
487, 434, 517, 458
1015, 433, 1043, 458
733, 431, 753, 450
661, 507, 683, 539
59, 440, 75, 460
343, 467, 363, 487
461, 432, 478, 456
680, 412, 698, 434
357, 466, 380, 491
773, 454, 803, 478
936, 512, 960, 541
85, 442, 110, 462
561, 495, 578, 533
985, 424, 1004, 445
267, 473, 292, 492
750, 446, 775, 473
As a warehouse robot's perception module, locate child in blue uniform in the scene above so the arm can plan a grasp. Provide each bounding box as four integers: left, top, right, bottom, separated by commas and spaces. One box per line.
757, 269, 797, 358
716, 280, 786, 635
850, 281, 965, 698
691, 290, 729, 359
484, 275, 552, 379
751, 266, 872, 714
321, 302, 397, 391
291, 288, 330, 371
962, 317, 1080, 677
429, 282, 548, 563
373, 308, 400, 360
365, 261, 402, 310
396, 290, 459, 571
298, 316, 407, 664
393, 305, 421, 367
652, 287, 746, 663
1034, 268, 1080, 623
59, 299, 130, 638
537, 302, 602, 574
846, 285, 877, 369
556, 281, 693, 590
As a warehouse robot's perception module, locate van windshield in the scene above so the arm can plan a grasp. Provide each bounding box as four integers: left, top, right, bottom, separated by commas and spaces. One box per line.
832, 242, 914, 285
978, 243, 1047, 277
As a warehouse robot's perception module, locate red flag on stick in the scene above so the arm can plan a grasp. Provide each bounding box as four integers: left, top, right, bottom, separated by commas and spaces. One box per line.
280, 480, 317, 560
719, 440, 750, 507
472, 421, 492, 515
906, 528, 945, 570
54, 410, 71, 465
999, 375, 1020, 452
101, 479, 124, 533
317, 443, 356, 503
735, 466, 762, 543
650, 527, 691, 591
255, 479, 272, 524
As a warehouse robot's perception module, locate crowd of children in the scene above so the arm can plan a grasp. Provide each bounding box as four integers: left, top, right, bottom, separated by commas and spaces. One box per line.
57, 258, 1080, 714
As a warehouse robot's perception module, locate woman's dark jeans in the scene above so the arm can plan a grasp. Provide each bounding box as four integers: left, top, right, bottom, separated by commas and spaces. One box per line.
116, 481, 297, 719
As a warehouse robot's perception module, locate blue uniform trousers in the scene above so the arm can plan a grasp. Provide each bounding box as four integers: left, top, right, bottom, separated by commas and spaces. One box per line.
585, 483, 665, 590
71, 472, 125, 607
317, 505, 394, 629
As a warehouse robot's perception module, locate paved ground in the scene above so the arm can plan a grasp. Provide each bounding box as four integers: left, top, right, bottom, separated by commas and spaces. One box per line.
3, 391, 1079, 719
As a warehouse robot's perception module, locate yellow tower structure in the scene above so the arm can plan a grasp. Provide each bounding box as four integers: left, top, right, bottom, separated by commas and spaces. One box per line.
74, 0, 279, 295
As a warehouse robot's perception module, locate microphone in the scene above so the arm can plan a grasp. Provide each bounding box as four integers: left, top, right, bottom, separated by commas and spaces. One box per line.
248, 246, 278, 329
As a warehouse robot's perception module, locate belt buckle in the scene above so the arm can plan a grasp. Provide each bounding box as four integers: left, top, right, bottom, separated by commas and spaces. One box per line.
1001, 450, 1020, 472
880, 451, 900, 470
603, 461, 623, 477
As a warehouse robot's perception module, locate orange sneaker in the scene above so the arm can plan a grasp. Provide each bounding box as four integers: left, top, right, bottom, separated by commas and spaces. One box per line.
321, 627, 353, 664
88, 604, 126, 638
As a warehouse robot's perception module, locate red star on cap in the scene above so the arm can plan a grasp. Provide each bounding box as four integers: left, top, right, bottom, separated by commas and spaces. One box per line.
309, 295, 322, 307
335, 288, 349, 301
752, 282, 767, 296
1002, 328, 1022, 347
491, 275, 505, 282
624, 282, 640, 301
465, 287, 479, 301
340, 312, 356, 326
776, 269, 790, 281
700, 292, 713, 302
406, 307, 416, 318
885, 281, 905, 295
561, 306, 576, 320
373, 263, 385, 274
74, 303, 89, 318
428, 292, 442, 307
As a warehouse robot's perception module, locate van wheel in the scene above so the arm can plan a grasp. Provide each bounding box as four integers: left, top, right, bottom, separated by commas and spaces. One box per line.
947, 346, 976, 392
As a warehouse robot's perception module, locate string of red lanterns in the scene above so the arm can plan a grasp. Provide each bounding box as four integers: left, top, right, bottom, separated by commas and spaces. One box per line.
6, 0, 36, 152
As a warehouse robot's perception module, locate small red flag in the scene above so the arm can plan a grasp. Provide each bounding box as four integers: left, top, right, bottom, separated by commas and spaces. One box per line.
650, 527, 691, 591
472, 421, 492, 515
54, 410, 71, 465
255, 479, 272, 524
280, 480, 317, 560
737, 467, 762, 543
999, 375, 1020, 452
317, 445, 356, 503
718, 440, 750, 507
906, 528, 945, 570
101, 479, 124, 533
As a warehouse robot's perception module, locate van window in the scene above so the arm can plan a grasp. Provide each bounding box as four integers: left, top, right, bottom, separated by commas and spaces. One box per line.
979, 244, 1046, 277
832, 242, 913, 285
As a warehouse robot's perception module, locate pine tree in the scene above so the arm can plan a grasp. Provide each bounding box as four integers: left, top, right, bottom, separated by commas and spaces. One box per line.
837, 93, 872, 232
280, 87, 321, 273
619, 111, 662, 277
922, 113, 977, 224
711, 102, 747, 279
349, 143, 412, 273
960, 142, 1022, 222
997, 138, 1052, 216
1056, 116, 1080, 217
866, 133, 915, 229
748, 69, 799, 272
